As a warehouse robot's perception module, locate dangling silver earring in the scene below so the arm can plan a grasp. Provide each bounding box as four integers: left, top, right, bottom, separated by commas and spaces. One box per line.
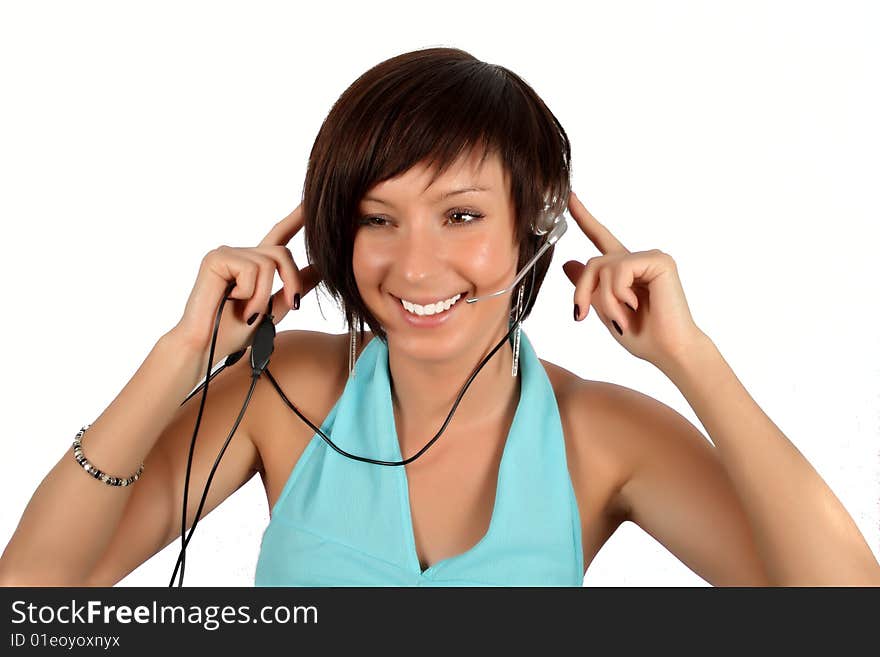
348, 325, 358, 378
511, 283, 525, 377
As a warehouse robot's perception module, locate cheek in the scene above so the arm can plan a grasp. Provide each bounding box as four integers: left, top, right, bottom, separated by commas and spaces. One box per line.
465, 234, 519, 284
352, 235, 391, 284
466, 238, 505, 270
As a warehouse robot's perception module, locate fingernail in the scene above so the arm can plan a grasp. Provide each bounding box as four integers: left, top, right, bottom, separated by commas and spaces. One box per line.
293, 292, 300, 310
612, 319, 623, 336
247, 312, 259, 326
573, 304, 580, 321
625, 302, 635, 312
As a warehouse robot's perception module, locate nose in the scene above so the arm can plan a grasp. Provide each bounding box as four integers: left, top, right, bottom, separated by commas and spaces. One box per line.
396, 219, 451, 286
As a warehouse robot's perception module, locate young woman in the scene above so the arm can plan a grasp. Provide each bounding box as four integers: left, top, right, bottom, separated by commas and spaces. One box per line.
2, 47, 878, 587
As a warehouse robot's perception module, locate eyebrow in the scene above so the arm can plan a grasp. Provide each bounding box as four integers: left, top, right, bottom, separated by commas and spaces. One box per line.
362, 186, 492, 206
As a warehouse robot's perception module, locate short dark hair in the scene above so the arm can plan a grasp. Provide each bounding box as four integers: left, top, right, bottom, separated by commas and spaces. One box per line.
303, 46, 572, 345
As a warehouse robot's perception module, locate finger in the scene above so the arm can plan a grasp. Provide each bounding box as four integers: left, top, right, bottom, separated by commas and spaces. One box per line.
268, 286, 294, 324
260, 265, 322, 325
259, 203, 305, 247
196, 248, 255, 324
241, 253, 279, 321
562, 259, 585, 287
573, 257, 602, 321
297, 263, 321, 298
564, 260, 586, 319
252, 244, 301, 309
253, 261, 321, 317
567, 190, 629, 256
598, 268, 626, 333
611, 263, 640, 314
209, 247, 259, 303
205, 249, 265, 325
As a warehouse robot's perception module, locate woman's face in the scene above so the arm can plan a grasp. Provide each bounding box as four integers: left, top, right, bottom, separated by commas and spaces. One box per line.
353, 148, 520, 360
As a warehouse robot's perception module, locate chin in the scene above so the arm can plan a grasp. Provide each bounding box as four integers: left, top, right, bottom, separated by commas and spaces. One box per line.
384, 323, 472, 361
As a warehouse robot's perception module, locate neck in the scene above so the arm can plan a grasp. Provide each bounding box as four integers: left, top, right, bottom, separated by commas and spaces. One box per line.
387, 318, 522, 456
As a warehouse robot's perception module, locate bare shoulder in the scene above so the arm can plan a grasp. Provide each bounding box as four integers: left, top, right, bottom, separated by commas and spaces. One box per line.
536, 354, 626, 460
535, 353, 717, 526
251, 327, 377, 442
536, 356, 634, 526
265, 329, 349, 392
246, 329, 349, 462
558, 372, 772, 586
555, 376, 653, 494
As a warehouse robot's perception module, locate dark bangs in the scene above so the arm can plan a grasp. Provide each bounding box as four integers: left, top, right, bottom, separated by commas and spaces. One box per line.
303, 46, 571, 345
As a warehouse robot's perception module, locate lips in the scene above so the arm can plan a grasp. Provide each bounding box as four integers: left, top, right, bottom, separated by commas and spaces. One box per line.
394, 291, 466, 308
391, 291, 468, 327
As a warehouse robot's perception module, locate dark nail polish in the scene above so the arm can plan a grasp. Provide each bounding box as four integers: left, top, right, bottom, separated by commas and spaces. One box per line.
625, 302, 635, 312
247, 312, 259, 326
293, 292, 300, 310
612, 319, 623, 336
573, 304, 580, 321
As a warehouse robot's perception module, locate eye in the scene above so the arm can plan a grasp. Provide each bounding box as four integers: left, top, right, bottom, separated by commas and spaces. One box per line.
357, 216, 390, 228
447, 208, 484, 227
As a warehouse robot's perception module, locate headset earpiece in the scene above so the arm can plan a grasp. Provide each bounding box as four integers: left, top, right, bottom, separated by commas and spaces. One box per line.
531, 190, 569, 236
531, 210, 557, 236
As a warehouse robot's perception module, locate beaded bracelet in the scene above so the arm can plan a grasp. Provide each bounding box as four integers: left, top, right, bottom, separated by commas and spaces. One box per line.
72, 424, 144, 487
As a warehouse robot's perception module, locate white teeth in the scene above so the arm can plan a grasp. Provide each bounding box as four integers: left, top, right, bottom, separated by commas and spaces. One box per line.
401, 293, 461, 316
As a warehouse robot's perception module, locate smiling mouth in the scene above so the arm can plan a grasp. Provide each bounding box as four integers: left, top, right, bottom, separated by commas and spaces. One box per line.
391, 291, 469, 316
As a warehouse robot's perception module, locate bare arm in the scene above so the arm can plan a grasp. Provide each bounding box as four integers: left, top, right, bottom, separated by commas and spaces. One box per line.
647, 334, 880, 586
0, 330, 242, 585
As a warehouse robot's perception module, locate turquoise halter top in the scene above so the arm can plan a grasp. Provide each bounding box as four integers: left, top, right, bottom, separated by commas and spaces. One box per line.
254, 330, 584, 586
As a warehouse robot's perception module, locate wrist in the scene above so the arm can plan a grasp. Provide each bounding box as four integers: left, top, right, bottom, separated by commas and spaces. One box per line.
657, 330, 720, 383
161, 324, 208, 355
158, 327, 212, 373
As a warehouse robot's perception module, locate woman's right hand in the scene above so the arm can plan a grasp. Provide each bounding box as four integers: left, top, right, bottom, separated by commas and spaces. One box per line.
169, 203, 322, 358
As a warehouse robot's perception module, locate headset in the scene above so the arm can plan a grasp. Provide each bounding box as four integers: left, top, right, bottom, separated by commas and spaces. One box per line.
167, 207, 569, 586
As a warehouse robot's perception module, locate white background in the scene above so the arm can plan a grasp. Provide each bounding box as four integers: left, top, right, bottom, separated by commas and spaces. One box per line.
1, 0, 878, 587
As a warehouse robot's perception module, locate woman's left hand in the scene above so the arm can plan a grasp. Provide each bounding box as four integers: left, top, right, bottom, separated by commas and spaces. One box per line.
561, 190, 709, 371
